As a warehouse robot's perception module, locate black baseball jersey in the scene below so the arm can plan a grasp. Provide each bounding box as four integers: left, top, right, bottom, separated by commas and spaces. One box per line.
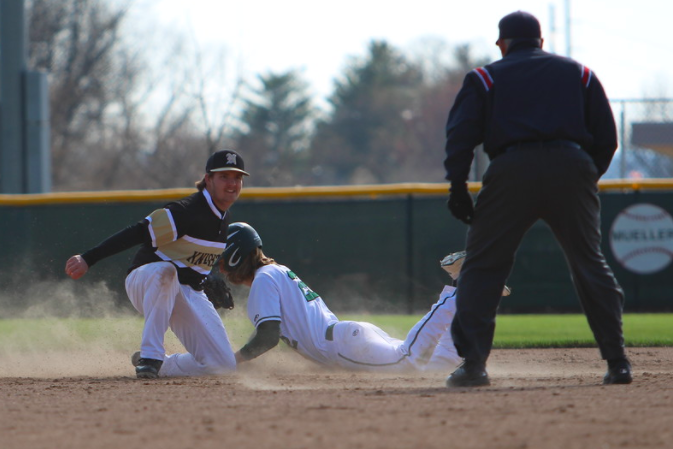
443, 40, 618, 183
81, 189, 229, 289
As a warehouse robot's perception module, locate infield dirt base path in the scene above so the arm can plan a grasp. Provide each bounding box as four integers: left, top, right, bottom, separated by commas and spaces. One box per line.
1, 347, 672, 449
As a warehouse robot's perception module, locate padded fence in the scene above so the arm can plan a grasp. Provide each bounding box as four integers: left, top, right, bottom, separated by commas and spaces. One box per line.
1, 181, 672, 313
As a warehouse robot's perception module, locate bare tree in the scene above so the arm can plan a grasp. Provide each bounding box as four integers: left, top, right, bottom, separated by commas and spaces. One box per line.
27, 0, 245, 191
28, 0, 133, 190
401, 43, 492, 182
132, 43, 244, 189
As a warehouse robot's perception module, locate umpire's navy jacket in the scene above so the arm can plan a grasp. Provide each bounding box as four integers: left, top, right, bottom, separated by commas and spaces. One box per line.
443, 39, 618, 183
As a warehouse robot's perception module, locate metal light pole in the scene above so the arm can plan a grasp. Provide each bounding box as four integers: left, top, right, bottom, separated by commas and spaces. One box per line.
0, 0, 51, 193
0, 0, 27, 193
565, 0, 571, 57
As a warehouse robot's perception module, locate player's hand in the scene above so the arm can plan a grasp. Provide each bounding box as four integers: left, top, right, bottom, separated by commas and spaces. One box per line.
65, 255, 89, 280
447, 183, 474, 224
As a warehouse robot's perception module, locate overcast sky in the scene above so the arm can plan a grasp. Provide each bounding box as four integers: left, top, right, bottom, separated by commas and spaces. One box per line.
129, 0, 672, 104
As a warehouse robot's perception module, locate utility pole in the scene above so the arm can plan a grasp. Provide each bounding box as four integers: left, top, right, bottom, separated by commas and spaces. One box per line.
0, 0, 27, 193
565, 0, 571, 57
0, 0, 51, 193
548, 3, 557, 54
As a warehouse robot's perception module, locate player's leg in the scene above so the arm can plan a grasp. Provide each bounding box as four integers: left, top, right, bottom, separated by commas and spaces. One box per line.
160, 286, 236, 377
426, 326, 462, 371
542, 149, 626, 362
331, 321, 411, 372
125, 262, 181, 362
422, 287, 463, 371
401, 286, 461, 370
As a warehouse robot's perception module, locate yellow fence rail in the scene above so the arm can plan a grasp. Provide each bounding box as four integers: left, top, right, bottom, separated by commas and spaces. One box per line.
1, 179, 673, 206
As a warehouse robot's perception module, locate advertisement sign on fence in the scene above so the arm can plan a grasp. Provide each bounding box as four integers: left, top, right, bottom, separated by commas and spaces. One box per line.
610, 203, 673, 274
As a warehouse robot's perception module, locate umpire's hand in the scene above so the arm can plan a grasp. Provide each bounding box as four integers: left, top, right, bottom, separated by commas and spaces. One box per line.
447, 183, 474, 224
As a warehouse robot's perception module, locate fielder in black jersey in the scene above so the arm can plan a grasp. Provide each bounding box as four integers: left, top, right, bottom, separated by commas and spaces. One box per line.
80, 190, 230, 289
442, 11, 631, 387
65, 150, 249, 378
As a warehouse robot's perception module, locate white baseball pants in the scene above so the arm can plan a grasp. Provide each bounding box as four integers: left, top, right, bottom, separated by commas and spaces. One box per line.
125, 262, 236, 377
329, 285, 462, 372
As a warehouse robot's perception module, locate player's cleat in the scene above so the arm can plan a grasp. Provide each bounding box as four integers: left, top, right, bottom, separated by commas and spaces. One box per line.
131, 352, 163, 379
440, 251, 512, 296
440, 251, 466, 280
603, 358, 632, 385
136, 359, 163, 379
446, 361, 491, 387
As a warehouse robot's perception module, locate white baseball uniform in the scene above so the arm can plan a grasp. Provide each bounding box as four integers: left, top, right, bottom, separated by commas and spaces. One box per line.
81, 189, 237, 377
246, 263, 461, 372
126, 262, 236, 377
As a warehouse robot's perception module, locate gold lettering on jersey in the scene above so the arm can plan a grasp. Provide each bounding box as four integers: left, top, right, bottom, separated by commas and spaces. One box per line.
156, 236, 224, 274
186, 251, 220, 267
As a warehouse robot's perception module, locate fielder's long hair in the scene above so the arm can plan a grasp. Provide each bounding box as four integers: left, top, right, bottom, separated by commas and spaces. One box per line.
224, 247, 275, 285
195, 175, 207, 191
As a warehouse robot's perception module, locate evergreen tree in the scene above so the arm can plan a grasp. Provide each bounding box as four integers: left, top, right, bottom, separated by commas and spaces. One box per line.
234, 71, 316, 186
310, 41, 491, 185
310, 40, 424, 184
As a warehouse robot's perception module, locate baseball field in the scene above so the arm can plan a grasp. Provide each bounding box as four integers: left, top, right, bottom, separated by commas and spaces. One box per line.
1, 312, 671, 449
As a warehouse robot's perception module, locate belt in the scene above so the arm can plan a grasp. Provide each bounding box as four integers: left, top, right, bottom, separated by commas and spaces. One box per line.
503, 139, 581, 153
325, 323, 336, 341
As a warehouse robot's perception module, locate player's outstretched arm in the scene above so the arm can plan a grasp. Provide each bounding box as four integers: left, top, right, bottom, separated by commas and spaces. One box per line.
65, 221, 147, 280
65, 255, 89, 280
236, 320, 281, 364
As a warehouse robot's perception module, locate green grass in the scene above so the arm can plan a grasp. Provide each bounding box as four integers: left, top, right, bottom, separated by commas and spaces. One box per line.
0, 313, 670, 355
0, 315, 257, 354
340, 313, 673, 348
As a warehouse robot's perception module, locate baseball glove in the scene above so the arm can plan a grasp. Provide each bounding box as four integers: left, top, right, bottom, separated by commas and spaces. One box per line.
440, 251, 512, 297
202, 271, 234, 310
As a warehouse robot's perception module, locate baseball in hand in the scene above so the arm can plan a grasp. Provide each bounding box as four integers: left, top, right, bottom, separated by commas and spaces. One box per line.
65, 255, 89, 279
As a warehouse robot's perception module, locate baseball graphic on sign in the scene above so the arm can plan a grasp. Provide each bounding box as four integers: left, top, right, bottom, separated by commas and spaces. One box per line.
609, 203, 673, 274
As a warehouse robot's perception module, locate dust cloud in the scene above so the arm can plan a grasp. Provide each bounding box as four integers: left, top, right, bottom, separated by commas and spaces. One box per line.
0, 277, 451, 382
0, 278, 146, 378
0, 278, 255, 379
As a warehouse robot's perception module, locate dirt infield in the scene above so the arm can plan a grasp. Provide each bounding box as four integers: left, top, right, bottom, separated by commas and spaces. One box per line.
1, 347, 671, 449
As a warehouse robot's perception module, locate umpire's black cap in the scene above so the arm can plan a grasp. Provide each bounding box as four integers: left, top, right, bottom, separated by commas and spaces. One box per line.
205, 150, 250, 176
497, 11, 541, 43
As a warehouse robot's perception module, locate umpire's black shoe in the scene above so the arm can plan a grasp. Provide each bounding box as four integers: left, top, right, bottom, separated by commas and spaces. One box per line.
132, 352, 163, 379
446, 361, 490, 387
603, 358, 632, 385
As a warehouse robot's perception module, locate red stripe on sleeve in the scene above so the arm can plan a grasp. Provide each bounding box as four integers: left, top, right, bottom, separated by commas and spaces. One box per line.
581, 66, 592, 88
473, 67, 493, 91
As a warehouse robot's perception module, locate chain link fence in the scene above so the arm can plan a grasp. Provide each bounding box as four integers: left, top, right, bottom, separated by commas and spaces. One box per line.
609, 99, 673, 179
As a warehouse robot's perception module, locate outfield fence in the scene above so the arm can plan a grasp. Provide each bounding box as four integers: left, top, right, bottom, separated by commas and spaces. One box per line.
1, 180, 672, 314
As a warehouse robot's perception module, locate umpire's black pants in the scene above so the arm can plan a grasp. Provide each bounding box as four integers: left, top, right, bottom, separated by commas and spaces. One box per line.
452, 142, 626, 363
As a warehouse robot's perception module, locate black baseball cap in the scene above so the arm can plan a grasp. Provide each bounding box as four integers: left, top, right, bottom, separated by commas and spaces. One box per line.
497, 11, 541, 44
205, 150, 250, 176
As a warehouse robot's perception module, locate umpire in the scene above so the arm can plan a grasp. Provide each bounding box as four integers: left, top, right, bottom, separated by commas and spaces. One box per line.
443, 11, 631, 387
